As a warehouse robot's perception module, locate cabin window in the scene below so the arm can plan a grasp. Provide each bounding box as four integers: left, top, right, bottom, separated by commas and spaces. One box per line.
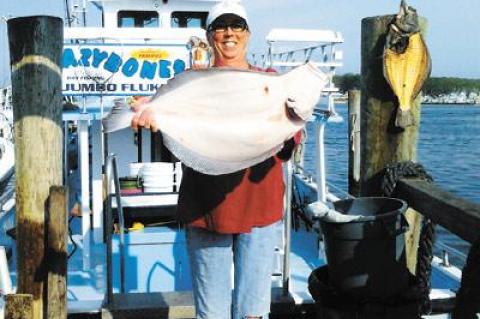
171, 11, 208, 29
118, 11, 159, 28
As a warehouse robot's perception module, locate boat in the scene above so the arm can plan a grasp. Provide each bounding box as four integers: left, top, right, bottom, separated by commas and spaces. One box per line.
0, 1, 466, 318
0, 90, 14, 197
0, 137, 14, 196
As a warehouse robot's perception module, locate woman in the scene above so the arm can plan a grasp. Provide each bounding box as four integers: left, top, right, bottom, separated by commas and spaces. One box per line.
131, 2, 301, 318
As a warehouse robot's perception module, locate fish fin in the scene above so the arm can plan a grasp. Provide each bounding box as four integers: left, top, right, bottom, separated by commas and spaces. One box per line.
395, 107, 415, 128
102, 100, 135, 133
285, 98, 309, 122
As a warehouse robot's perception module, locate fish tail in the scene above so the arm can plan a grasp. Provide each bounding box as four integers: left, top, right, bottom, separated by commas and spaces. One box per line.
395, 107, 415, 128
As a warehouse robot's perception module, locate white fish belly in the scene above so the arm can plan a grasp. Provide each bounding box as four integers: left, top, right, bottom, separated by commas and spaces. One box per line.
154, 71, 302, 174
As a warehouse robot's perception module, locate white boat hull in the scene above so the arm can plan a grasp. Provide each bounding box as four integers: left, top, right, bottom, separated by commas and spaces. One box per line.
0, 138, 14, 194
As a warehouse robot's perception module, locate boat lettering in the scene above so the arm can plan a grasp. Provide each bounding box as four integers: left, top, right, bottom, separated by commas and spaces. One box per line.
62, 83, 161, 93
62, 44, 189, 96
62, 48, 186, 79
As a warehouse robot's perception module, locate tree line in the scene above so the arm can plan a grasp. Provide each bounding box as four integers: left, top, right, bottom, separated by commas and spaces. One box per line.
333, 74, 480, 96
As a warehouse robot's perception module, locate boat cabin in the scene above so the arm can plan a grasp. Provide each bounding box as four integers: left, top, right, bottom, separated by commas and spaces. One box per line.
102, 0, 210, 29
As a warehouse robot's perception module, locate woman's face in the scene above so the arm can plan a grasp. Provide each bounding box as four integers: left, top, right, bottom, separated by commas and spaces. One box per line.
208, 15, 250, 68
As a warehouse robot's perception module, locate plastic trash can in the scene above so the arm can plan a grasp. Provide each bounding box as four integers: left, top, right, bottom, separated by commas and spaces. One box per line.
320, 197, 409, 300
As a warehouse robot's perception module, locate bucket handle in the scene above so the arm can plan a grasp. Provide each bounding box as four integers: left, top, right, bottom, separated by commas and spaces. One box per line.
384, 213, 410, 237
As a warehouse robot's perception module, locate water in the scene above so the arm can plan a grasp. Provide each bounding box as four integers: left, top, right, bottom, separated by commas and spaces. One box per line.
303, 104, 480, 267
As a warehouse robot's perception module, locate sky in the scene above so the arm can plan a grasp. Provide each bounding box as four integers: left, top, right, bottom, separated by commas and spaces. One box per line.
1, 0, 480, 87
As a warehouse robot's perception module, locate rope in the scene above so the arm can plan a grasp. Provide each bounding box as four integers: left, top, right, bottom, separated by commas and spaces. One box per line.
452, 237, 480, 319
381, 161, 433, 197
415, 218, 436, 314
67, 215, 78, 259
381, 161, 435, 315
291, 176, 313, 232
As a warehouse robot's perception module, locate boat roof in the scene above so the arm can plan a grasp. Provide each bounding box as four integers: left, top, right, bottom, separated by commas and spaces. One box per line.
64, 26, 205, 42
266, 28, 344, 44
91, 0, 222, 2
90, 0, 222, 11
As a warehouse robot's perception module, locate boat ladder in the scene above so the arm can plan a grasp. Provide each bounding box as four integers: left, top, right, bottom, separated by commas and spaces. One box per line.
103, 154, 196, 318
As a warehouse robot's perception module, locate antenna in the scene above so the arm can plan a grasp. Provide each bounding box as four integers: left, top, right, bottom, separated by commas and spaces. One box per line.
65, 0, 72, 27
71, 0, 87, 27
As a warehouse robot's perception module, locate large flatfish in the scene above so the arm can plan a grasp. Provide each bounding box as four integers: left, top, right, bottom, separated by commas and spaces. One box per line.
103, 63, 327, 175
383, 0, 432, 128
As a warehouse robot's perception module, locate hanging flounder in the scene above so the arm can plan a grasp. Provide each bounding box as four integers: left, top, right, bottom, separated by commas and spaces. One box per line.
103, 63, 328, 175
383, 0, 431, 128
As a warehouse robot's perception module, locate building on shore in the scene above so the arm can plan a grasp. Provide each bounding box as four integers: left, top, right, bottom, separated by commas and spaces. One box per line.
0, 85, 12, 112
422, 91, 480, 105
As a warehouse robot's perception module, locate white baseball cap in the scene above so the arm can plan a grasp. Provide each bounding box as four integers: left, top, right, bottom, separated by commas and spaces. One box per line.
207, 0, 249, 29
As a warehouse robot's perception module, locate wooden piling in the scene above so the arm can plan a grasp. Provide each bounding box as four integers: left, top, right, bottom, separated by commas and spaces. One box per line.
5, 294, 33, 319
360, 15, 428, 274
348, 90, 361, 197
8, 16, 63, 318
46, 186, 68, 319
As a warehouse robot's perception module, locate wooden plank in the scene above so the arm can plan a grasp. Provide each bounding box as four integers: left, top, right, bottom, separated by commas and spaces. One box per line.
404, 208, 423, 274
396, 178, 480, 243
104, 291, 195, 318
101, 289, 315, 319
348, 89, 361, 197
46, 186, 68, 319
7, 16, 64, 319
5, 294, 33, 319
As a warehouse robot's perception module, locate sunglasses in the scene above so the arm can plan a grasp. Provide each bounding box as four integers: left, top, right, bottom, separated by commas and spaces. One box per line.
208, 20, 248, 33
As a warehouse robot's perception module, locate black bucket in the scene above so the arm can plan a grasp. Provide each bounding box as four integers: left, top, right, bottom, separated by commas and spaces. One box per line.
320, 197, 409, 300
308, 266, 421, 319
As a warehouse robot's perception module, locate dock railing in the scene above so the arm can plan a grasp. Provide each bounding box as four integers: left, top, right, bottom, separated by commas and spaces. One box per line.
393, 178, 480, 317
395, 179, 480, 245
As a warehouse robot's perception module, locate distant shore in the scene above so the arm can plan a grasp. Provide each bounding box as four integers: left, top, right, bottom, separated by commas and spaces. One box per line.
422, 102, 479, 106
333, 98, 479, 106
333, 94, 480, 106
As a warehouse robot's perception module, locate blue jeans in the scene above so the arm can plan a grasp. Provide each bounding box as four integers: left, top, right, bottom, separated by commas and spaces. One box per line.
186, 222, 280, 319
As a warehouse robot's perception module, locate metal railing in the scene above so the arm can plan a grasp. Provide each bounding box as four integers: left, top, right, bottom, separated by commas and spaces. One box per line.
267, 30, 343, 296
436, 240, 468, 267
105, 154, 127, 304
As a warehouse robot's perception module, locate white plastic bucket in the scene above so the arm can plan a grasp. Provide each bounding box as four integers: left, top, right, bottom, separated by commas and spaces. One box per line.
129, 162, 144, 177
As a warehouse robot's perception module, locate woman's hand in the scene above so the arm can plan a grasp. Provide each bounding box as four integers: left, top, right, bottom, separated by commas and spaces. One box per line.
130, 96, 160, 132
129, 96, 151, 109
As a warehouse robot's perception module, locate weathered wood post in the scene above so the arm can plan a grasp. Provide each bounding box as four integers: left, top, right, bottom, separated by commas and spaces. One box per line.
348, 90, 361, 197
360, 15, 428, 274
5, 294, 33, 319
46, 186, 68, 319
8, 16, 64, 318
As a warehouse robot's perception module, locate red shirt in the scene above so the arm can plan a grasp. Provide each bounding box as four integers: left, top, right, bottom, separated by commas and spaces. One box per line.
176, 66, 301, 233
